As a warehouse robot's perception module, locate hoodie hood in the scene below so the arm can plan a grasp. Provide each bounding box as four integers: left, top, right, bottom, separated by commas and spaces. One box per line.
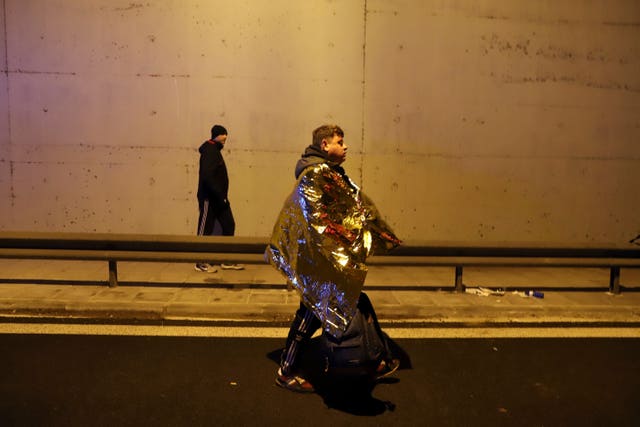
294, 144, 328, 178
199, 140, 223, 153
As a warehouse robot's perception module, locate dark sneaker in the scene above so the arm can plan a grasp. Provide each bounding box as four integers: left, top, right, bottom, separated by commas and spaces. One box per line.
220, 263, 244, 270
375, 358, 400, 380
194, 263, 217, 273
275, 368, 314, 393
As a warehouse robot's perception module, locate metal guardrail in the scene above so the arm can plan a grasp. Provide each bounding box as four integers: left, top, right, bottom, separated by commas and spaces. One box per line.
1, 232, 639, 293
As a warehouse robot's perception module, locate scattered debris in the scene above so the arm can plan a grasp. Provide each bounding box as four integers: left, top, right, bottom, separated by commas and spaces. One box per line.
466, 287, 505, 297
513, 290, 544, 299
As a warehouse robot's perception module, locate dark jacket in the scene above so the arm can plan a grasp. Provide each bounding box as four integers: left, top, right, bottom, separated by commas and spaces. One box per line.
197, 140, 229, 209
295, 144, 327, 178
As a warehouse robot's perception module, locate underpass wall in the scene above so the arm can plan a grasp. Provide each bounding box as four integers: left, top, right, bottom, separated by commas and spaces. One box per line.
0, 0, 638, 243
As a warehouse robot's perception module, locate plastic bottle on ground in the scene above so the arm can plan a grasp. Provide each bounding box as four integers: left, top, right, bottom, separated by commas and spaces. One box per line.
525, 290, 544, 299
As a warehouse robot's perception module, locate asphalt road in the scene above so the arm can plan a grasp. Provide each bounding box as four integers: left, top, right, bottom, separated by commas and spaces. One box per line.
1, 332, 639, 426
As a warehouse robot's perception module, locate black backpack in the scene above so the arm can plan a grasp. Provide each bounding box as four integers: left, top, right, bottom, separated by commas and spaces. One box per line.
319, 292, 390, 376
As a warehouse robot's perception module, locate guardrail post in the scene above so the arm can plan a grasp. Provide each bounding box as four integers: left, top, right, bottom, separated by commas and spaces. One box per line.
109, 260, 118, 287
455, 266, 464, 292
609, 266, 620, 294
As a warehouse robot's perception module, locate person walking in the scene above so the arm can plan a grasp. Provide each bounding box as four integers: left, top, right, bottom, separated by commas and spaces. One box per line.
195, 124, 243, 272
265, 124, 401, 393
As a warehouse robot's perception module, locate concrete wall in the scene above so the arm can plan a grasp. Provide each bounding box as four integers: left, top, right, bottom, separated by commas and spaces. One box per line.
0, 1, 9, 227
0, 0, 638, 243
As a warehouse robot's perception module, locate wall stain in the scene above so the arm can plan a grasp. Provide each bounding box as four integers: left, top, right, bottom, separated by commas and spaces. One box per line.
113, 3, 146, 12
10, 69, 76, 75
481, 33, 635, 66
500, 72, 640, 93
135, 73, 190, 78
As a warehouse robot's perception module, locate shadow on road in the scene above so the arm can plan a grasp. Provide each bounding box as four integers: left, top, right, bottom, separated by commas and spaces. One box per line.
266, 336, 411, 416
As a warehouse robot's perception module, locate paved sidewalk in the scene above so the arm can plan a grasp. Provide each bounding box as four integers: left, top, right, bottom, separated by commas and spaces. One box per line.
0, 260, 639, 327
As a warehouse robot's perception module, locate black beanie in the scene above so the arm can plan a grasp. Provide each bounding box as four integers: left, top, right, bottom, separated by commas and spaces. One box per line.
211, 125, 228, 140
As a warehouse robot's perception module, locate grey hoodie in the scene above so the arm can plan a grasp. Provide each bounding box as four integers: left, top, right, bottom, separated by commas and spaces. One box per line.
294, 144, 327, 179
294, 144, 351, 187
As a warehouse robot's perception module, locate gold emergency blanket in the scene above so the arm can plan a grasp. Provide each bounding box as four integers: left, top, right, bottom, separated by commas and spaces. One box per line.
265, 163, 400, 339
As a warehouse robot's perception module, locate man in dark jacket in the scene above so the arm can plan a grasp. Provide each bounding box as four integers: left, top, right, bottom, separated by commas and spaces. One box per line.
195, 124, 242, 272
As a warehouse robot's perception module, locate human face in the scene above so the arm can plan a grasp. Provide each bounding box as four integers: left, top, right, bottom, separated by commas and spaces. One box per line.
214, 134, 228, 145
322, 134, 347, 164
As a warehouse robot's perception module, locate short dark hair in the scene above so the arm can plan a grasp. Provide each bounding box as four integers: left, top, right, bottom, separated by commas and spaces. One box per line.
211, 124, 228, 140
312, 124, 343, 147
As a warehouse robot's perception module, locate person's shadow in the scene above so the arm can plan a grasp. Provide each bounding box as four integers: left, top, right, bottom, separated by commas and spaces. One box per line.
267, 336, 411, 416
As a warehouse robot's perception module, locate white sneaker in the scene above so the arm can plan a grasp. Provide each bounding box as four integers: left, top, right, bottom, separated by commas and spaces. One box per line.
194, 263, 217, 273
